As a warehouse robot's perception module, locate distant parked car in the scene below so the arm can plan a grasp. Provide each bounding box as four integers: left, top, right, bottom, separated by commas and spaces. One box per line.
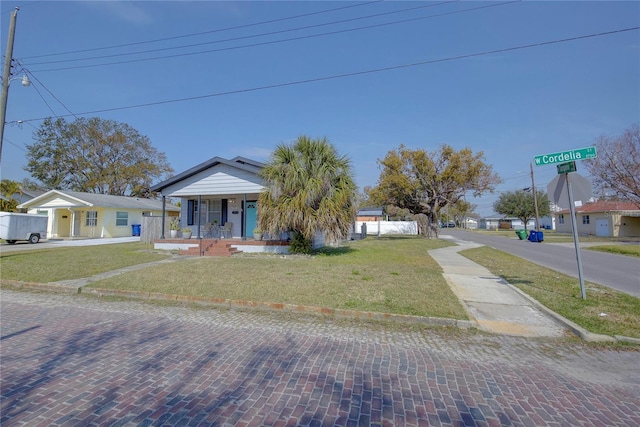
441, 221, 456, 228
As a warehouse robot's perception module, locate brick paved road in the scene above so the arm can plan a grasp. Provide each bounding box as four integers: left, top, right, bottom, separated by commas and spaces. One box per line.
1, 290, 638, 426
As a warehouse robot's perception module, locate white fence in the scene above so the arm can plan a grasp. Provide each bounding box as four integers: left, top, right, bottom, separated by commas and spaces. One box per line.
355, 221, 418, 235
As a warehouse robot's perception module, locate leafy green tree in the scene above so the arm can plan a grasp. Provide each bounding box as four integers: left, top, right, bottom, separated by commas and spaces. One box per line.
0, 179, 23, 211
493, 189, 550, 230
20, 179, 47, 192
368, 144, 500, 237
584, 124, 640, 207
258, 136, 357, 254
25, 117, 173, 196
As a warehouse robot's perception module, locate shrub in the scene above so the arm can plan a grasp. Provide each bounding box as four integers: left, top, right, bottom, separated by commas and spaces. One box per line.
289, 230, 312, 254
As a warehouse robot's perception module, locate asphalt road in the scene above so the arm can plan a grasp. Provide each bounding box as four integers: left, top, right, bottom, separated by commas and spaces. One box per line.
441, 229, 640, 298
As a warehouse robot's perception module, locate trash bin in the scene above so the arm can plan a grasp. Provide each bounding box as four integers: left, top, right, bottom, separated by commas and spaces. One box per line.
132, 224, 141, 236
536, 230, 544, 242
516, 229, 527, 240
528, 230, 539, 242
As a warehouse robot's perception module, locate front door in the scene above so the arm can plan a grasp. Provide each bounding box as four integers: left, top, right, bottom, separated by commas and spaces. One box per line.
245, 201, 258, 238
57, 210, 71, 237
596, 219, 610, 237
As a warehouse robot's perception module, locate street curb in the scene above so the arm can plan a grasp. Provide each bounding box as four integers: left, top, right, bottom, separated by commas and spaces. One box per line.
1, 279, 475, 330
1, 279, 81, 294
503, 281, 618, 343
3, 279, 636, 344
85, 287, 477, 329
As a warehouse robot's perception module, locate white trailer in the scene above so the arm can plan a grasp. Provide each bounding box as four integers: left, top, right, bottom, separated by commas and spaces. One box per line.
0, 212, 48, 244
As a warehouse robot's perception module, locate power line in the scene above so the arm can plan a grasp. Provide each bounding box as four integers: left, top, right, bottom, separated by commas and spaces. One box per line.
26, 1, 516, 73
2, 136, 27, 152
20, 1, 384, 60
13, 26, 638, 124
23, 1, 450, 65
19, 68, 58, 117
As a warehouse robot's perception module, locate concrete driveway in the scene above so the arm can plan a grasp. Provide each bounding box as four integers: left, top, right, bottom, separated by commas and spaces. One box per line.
0, 236, 141, 253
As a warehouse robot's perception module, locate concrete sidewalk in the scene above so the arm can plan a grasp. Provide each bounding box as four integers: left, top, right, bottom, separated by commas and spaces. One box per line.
429, 236, 564, 338
429, 235, 618, 341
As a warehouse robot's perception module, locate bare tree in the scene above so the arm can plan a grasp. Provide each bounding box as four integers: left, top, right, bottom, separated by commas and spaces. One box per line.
584, 124, 640, 208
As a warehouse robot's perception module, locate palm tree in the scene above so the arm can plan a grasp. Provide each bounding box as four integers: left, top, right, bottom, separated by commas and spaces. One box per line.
0, 179, 23, 212
258, 136, 357, 253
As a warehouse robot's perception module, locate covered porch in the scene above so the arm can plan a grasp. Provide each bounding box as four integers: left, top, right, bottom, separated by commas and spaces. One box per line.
150, 156, 290, 255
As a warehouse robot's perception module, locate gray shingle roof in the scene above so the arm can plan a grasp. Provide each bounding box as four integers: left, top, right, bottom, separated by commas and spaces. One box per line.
63, 191, 179, 210
20, 190, 179, 211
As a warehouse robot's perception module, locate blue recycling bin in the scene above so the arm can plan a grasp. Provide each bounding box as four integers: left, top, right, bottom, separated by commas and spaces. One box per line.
132, 224, 141, 236
528, 230, 543, 242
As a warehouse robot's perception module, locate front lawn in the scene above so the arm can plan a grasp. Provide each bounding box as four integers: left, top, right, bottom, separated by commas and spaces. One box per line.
86, 236, 467, 320
0, 243, 171, 282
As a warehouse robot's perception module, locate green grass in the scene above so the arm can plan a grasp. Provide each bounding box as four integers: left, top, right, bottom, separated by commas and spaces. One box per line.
586, 245, 640, 257
0, 243, 171, 282
3, 237, 638, 339
460, 246, 640, 338
82, 236, 467, 320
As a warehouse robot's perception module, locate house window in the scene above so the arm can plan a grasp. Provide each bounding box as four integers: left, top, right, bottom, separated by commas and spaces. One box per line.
559, 214, 564, 225
187, 199, 222, 226
116, 211, 128, 226
86, 211, 98, 226
582, 215, 590, 225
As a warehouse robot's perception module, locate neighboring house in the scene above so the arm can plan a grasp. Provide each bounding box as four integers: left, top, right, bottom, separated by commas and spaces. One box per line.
17, 190, 178, 238
12, 189, 45, 207
479, 216, 536, 230
554, 201, 640, 237
463, 217, 478, 229
150, 156, 266, 239
356, 207, 384, 221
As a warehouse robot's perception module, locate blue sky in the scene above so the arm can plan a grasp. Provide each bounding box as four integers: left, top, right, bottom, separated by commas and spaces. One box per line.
1, 1, 638, 216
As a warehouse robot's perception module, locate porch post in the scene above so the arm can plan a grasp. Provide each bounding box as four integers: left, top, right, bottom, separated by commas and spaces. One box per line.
160, 195, 166, 239
197, 195, 202, 239
243, 193, 247, 241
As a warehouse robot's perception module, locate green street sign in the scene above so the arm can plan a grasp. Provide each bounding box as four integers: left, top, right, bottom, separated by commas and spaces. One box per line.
534, 146, 597, 166
557, 161, 576, 174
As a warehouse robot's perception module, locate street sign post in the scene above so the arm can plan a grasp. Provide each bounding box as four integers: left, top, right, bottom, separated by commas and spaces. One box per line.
565, 172, 587, 300
534, 147, 597, 166
533, 147, 597, 299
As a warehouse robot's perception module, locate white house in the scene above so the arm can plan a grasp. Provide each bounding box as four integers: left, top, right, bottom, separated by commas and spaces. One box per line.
479, 216, 536, 230
151, 156, 265, 240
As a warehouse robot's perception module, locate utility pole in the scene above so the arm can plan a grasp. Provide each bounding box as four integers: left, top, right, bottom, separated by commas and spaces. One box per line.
0, 7, 20, 168
530, 162, 540, 230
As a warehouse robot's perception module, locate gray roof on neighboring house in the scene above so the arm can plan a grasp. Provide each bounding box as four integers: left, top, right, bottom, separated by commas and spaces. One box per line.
357, 207, 384, 216
151, 156, 265, 192
18, 190, 179, 211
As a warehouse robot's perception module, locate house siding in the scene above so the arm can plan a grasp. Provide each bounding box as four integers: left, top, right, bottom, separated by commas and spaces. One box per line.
29, 207, 163, 238
164, 164, 264, 196
555, 210, 640, 237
